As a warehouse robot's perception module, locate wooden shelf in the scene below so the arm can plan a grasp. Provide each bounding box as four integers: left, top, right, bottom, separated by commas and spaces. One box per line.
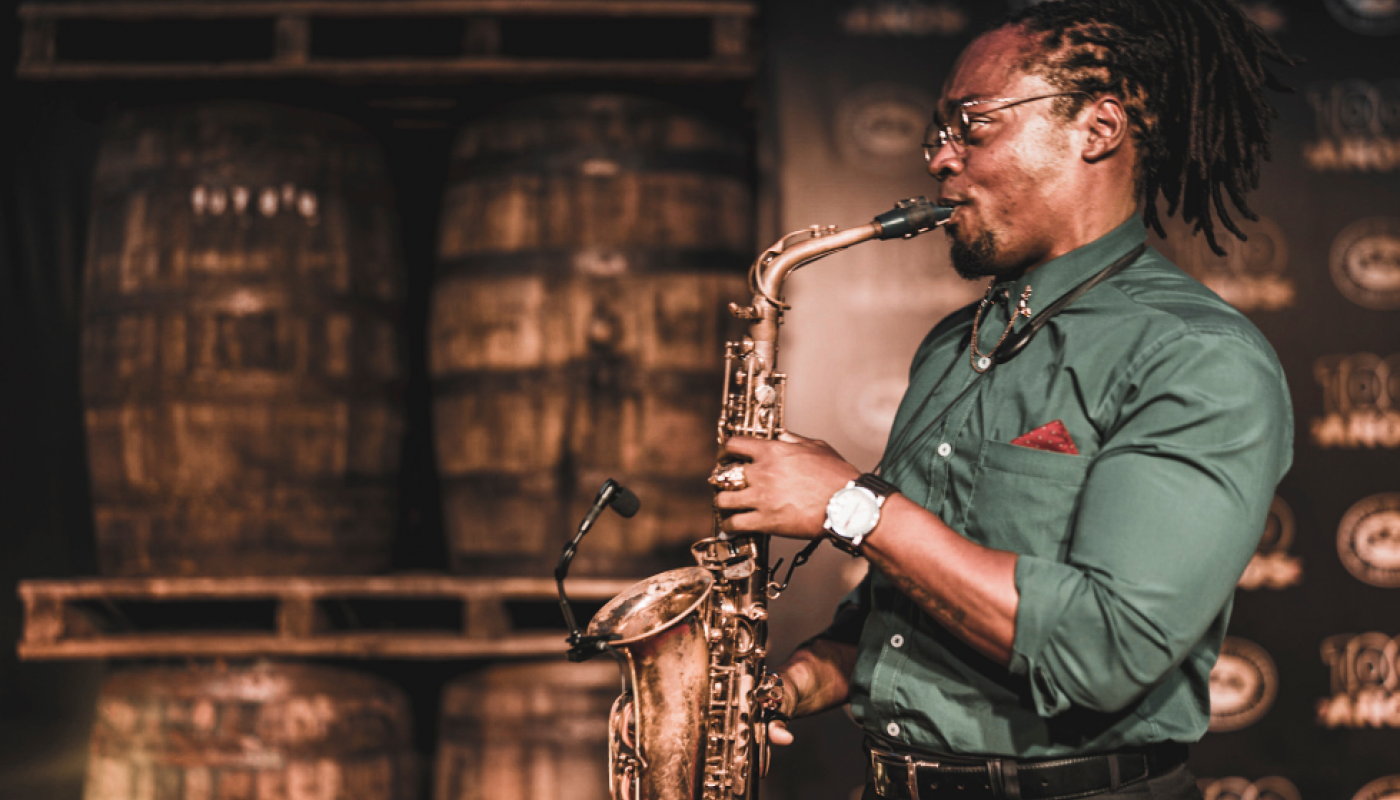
16, 0, 757, 82
18, 574, 637, 660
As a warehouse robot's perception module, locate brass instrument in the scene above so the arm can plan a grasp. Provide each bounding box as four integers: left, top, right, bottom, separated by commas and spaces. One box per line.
582, 198, 952, 800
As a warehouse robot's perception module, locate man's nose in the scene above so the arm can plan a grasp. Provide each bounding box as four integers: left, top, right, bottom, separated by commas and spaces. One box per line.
927, 142, 963, 181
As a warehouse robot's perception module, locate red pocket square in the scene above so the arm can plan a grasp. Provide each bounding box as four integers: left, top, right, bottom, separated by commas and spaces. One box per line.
1011, 420, 1079, 455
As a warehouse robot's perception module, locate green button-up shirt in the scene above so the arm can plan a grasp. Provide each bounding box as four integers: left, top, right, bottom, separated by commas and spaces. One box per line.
825, 217, 1292, 757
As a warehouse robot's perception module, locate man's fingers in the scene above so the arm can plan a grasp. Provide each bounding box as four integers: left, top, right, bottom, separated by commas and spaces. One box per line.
713, 487, 755, 511
768, 720, 794, 746
721, 435, 771, 459
719, 509, 764, 534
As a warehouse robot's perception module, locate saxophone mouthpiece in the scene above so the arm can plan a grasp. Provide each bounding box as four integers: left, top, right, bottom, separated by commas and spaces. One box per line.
873, 197, 953, 240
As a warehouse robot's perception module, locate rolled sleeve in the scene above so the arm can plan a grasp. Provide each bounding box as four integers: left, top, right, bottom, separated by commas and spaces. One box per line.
1010, 328, 1292, 717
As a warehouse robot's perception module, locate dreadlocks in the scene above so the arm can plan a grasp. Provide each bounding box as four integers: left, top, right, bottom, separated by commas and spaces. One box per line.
1001, 0, 1296, 254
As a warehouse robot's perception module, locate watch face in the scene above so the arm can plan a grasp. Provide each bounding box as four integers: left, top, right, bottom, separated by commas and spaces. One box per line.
828, 487, 879, 539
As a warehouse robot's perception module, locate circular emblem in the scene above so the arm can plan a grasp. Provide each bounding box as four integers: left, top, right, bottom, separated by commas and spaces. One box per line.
1338, 493, 1400, 587
843, 375, 909, 444
1201, 776, 1302, 800
1352, 776, 1400, 800
1208, 637, 1278, 732
835, 84, 935, 170
1324, 0, 1400, 35
1194, 215, 1289, 279
1331, 217, 1400, 310
1346, 632, 1398, 691
1259, 495, 1296, 553
1238, 3, 1289, 34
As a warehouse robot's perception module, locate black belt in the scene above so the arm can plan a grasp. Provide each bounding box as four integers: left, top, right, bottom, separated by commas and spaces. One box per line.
867, 740, 1188, 800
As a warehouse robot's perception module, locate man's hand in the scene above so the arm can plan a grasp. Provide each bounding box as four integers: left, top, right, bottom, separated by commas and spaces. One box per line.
766, 640, 859, 747
714, 432, 860, 539
768, 672, 799, 746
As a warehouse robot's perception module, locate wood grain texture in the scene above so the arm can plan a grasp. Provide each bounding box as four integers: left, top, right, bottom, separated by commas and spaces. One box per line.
434, 660, 618, 800
431, 94, 753, 578
81, 102, 405, 577
85, 662, 418, 799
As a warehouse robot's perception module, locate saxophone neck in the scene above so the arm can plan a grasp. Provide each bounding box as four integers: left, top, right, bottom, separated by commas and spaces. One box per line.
747, 196, 952, 318
751, 221, 883, 307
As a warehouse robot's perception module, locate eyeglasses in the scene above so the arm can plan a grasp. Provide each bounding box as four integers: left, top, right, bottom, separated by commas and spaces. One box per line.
923, 92, 1089, 161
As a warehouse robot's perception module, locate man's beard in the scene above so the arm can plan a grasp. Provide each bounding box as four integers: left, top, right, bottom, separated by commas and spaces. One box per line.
950, 228, 1002, 280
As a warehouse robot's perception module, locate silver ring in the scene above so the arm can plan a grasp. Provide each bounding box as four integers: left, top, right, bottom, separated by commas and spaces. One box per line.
708, 464, 748, 492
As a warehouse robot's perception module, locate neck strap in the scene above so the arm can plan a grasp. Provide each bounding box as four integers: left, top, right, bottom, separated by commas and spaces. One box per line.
873, 241, 1148, 477
996, 241, 1147, 364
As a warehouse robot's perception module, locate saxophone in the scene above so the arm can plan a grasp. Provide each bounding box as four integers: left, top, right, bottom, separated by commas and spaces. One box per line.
583, 198, 952, 800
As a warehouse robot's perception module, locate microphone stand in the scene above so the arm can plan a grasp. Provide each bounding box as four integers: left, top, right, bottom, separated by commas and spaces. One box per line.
556, 478, 639, 662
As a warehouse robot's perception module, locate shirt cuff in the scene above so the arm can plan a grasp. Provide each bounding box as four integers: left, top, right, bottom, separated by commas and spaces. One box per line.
1009, 554, 1080, 717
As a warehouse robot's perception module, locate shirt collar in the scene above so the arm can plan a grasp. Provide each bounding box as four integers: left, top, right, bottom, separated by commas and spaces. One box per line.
994, 216, 1148, 319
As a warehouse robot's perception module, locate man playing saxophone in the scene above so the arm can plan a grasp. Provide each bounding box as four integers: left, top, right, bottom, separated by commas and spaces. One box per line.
714, 2, 1294, 799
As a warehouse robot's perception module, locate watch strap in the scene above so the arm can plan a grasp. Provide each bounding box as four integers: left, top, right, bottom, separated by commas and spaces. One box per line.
855, 472, 899, 500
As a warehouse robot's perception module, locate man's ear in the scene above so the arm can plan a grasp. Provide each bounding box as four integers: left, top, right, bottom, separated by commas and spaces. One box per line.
1082, 96, 1130, 162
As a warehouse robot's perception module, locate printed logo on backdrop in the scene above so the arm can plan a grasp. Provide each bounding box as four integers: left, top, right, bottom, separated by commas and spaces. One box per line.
1240, 496, 1304, 589
1331, 217, 1400, 310
1311, 354, 1400, 449
843, 375, 908, 445
1237, 2, 1288, 33
840, 0, 969, 36
1324, 0, 1400, 35
1164, 214, 1294, 312
1317, 632, 1400, 728
1208, 637, 1279, 732
1199, 776, 1302, 800
1009, 0, 1287, 27
1304, 80, 1400, 172
836, 84, 937, 169
1351, 776, 1400, 800
1337, 493, 1400, 587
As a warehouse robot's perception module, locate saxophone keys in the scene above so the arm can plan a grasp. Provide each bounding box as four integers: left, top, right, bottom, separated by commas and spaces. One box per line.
728, 302, 760, 320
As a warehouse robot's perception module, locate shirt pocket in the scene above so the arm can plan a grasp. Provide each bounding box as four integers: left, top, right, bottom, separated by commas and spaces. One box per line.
963, 439, 1089, 560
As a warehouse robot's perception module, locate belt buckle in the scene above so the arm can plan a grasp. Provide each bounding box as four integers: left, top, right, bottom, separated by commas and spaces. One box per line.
870, 750, 938, 800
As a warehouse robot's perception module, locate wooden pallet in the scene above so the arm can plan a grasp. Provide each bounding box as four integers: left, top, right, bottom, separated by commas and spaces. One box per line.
18, 574, 638, 660
17, 0, 757, 81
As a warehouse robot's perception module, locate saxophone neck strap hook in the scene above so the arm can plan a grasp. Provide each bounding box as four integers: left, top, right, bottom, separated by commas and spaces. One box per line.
767, 538, 823, 598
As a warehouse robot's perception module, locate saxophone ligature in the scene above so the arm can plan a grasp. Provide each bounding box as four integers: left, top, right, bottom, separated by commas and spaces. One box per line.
559, 197, 952, 800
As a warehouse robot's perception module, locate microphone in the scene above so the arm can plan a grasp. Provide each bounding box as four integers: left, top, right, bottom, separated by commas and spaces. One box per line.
556, 479, 642, 660
603, 480, 641, 519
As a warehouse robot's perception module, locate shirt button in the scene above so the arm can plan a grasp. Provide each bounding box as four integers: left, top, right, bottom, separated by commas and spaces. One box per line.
886, 722, 901, 737
937, 443, 952, 458
890, 634, 905, 648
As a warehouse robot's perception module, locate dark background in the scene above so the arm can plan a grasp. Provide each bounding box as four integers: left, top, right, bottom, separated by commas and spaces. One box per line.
4, 1, 1398, 799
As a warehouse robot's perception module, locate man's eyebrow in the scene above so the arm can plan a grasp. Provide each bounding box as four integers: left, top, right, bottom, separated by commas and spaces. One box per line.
932, 96, 974, 122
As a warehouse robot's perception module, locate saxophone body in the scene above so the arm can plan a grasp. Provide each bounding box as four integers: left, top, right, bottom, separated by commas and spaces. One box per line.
584, 198, 951, 800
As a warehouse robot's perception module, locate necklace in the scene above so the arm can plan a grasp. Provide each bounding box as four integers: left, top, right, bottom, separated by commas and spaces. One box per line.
876, 241, 1147, 476
969, 284, 1032, 373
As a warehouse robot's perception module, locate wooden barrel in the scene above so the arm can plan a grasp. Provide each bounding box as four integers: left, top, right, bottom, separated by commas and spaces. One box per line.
82, 101, 405, 576
434, 660, 617, 800
85, 662, 418, 800
432, 94, 752, 577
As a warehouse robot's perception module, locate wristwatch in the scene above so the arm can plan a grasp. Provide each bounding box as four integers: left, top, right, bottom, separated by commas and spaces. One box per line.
823, 473, 899, 556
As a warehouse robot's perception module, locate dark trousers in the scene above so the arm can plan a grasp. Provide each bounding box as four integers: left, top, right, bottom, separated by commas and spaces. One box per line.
862, 764, 1203, 800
